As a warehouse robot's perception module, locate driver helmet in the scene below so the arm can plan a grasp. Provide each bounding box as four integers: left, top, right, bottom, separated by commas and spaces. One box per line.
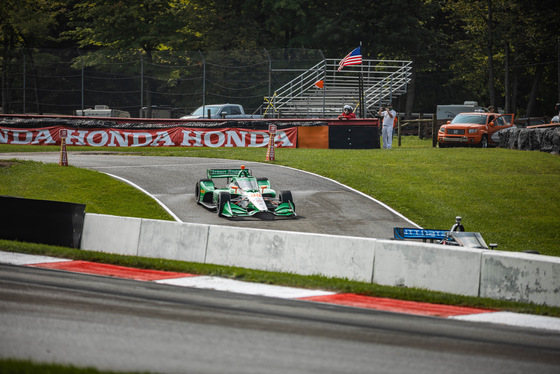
343, 105, 353, 112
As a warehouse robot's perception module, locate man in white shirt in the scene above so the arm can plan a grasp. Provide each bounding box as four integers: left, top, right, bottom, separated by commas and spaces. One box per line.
378, 103, 396, 149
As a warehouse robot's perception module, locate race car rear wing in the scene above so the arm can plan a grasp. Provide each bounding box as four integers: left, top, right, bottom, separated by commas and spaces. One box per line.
393, 227, 447, 241
207, 168, 252, 179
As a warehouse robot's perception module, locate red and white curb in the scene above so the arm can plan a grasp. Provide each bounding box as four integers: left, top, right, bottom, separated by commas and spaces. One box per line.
2, 251, 560, 332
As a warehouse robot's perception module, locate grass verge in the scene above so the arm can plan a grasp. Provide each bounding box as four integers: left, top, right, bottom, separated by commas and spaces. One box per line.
0, 358, 149, 374
0, 160, 172, 220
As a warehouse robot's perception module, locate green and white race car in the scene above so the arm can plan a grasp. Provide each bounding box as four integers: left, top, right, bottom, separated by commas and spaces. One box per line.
195, 165, 296, 218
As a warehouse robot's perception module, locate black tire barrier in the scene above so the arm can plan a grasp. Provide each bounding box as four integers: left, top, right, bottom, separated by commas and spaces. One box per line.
499, 127, 560, 154
0, 196, 85, 248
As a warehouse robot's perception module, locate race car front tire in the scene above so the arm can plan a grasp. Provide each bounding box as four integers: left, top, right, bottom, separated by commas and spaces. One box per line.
217, 191, 231, 217
196, 179, 214, 204
279, 190, 295, 209
195, 181, 202, 205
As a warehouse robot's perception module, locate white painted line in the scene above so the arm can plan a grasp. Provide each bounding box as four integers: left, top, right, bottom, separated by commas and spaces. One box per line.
103, 172, 182, 222
156, 275, 336, 299
451, 311, 560, 332
0, 251, 72, 266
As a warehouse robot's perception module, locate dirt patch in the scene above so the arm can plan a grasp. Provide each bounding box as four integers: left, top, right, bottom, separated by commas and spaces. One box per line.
0, 160, 17, 168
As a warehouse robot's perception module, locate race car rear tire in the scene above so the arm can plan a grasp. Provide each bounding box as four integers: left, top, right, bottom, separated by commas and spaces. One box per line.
217, 191, 231, 217
279, 190, 295, 209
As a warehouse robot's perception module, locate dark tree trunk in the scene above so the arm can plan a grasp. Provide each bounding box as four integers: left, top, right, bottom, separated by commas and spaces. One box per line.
486, 0, 496, 107
526, 64, 543, 117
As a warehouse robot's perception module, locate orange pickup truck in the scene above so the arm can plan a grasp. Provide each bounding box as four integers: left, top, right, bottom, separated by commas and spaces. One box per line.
438, 112, 514, 148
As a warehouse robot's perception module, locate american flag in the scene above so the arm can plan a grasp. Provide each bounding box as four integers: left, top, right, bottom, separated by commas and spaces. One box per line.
338, 47, 362, 71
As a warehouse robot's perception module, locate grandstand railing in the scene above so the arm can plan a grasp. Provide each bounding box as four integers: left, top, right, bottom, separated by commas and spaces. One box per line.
264, 58, 412, 118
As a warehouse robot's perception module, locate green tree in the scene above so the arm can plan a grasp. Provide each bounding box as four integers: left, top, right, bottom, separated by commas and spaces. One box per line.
68, 0, 201, 51
501, 0, 560, 116
195, 0, 269, 50
443, 0, 559, 116
0, 0, 65, 113
67, 0, 203, 115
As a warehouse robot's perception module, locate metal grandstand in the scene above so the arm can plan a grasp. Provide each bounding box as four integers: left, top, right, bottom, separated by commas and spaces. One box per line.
264, 58, 412, 118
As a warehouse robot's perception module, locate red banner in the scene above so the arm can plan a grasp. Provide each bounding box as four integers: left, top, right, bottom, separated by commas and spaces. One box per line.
0, 126, 298, 148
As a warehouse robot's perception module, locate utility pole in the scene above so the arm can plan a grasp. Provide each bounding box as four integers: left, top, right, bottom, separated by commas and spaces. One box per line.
359, 41, 365, 118
505, 42, 510, 113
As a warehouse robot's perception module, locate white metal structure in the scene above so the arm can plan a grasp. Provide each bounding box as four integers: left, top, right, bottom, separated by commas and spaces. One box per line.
264, 58, 412, 118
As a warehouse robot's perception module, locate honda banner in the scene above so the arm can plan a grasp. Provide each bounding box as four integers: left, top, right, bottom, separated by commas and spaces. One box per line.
0, 126, 298, 148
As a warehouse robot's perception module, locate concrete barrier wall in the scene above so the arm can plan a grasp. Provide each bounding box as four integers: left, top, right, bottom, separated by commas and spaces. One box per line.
205, 225, 376, 282
480, 251, 560, 306
80, 213, 560, 307
81, 214, 142, 256
373, 240, 484, 296
137, 219, 209, 263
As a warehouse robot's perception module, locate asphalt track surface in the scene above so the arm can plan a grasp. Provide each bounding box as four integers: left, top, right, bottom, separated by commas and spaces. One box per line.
2, 263, 560, 374
0, 152, 418, 238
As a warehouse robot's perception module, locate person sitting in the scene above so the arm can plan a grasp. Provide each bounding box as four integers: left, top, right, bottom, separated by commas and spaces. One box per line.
552, 103, 560, 123
338, 105, 356, 120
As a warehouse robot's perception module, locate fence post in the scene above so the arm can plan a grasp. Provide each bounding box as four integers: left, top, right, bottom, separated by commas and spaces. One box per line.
397, 114, 402, 147
140, 52, 144, 118
432, 114, 437, 147
22, 51, 26, 114
264, 48, 271, 99
418, 113, 423, 139
199, 51, 206, 117
79, 50, 84, 115
322, 59, 326, 117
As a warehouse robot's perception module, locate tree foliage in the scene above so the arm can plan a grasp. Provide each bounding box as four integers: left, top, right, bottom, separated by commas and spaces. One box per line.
443, 0, 560, 115
1, 0, 558, 116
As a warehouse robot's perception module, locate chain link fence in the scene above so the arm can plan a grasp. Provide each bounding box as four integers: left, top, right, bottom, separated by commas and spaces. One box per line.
1, 48, 324, 118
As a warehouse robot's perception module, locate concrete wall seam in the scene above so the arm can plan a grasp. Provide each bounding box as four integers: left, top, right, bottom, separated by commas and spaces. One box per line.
370, 240, 378, 284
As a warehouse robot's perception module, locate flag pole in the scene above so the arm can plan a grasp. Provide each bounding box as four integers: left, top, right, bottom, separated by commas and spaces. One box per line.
359, 41, 365, 118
